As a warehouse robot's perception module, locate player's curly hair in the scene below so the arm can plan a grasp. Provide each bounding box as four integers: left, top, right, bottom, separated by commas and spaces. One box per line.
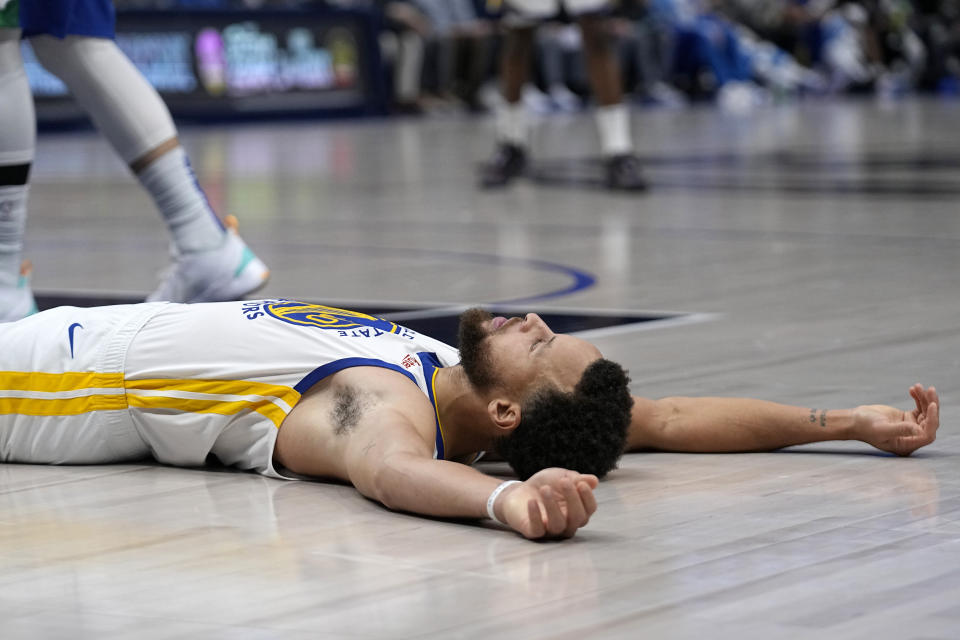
495, 358, 633, 480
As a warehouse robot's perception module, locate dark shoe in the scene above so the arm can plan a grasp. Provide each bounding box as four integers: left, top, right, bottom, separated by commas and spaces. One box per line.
604, 154, 648, 191
392, 100, 424, 116
480, 143, 527, 188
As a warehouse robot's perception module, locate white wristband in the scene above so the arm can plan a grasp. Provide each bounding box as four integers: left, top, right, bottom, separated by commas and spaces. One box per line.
486, 480, 521, 525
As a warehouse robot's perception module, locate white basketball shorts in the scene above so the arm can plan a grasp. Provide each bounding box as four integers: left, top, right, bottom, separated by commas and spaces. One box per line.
504, 0, 612, 23
0, 303, 162, 464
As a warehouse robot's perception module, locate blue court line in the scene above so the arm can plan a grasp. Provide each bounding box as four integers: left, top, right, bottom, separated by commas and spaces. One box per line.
277, 243, 597, 305
28, 239, 597, 305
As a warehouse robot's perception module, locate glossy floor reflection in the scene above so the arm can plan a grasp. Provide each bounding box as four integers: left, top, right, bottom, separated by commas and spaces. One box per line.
3, 99, 959, 639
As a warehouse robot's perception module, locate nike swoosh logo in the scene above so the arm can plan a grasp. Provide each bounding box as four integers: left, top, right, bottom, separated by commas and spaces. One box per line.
68, 323, 83, 359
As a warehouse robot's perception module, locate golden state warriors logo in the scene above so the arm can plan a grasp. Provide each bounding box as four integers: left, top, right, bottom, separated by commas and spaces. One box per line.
264, 301, 402, 335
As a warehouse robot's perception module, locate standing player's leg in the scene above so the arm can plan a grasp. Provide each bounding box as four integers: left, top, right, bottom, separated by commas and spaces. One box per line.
28, 35, 270, 303
481, 0, 560, 187
0, 20, 37, 322
576, 11, 646, 191
480, 4, 539, 188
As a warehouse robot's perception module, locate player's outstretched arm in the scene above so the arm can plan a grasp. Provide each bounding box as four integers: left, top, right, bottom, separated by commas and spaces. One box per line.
343, 419, 599, 540
626, 384, 939, 456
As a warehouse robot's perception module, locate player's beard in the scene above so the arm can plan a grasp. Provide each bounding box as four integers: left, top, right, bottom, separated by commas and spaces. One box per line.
457, 308, 497, 392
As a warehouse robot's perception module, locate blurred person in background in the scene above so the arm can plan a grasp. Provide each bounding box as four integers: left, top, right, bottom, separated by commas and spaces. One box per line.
519, 22, 586, 113
863, 0, 928, 98
723, 0, 928, 97
375, 0, 431, 114
412, 0, 496, 112
721, 0, 833, 58
613, 0, 688, 107
638, 0, 824, 109
480, 0, 647, 191
912, 0, 960, 93
327, 0, 433, 112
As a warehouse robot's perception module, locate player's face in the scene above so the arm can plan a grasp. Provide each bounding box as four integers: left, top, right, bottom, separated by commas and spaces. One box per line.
458, 308, 500, 391
457, 308, 602, 397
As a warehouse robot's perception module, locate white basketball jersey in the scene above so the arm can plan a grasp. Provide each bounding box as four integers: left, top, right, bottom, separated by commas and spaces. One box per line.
121, 299, 461, 478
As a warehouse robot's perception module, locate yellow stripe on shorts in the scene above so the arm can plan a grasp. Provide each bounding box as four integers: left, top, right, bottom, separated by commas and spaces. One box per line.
126, 378, 300, 408
0, 394, 127, 416
0, 371, 127, 416
0, 371, 296, 426
127, 395, 288, 428
0, 371, 125, 393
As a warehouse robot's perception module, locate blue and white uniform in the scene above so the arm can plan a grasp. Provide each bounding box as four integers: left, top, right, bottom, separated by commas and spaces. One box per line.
18, 0, 116, 39
0, 300, 460, 479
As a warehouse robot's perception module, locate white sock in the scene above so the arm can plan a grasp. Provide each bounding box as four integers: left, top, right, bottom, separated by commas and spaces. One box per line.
496, 101, 529, 147
0, 185, 28, 287
396, 31, 424, 103
595, 103, 633, 157
136, 146, 226, 254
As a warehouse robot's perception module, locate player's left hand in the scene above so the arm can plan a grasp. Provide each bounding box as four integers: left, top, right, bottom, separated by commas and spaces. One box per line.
853, 384, 939, 456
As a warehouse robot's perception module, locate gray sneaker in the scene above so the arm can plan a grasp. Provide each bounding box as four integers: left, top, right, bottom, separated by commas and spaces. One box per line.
0, 260, 38, 323
147, 216, 270, 303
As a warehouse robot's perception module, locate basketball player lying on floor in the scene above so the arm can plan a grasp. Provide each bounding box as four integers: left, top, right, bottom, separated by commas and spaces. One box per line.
0, 301, 940, 540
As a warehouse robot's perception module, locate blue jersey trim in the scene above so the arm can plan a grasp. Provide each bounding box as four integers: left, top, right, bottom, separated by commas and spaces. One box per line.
294, 357, 417, 394
417, 352, 444, 460
293, 354, 448, 460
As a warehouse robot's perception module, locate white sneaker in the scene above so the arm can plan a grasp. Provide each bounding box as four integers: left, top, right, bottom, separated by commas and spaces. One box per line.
549, 84, 582, 113
0, 260, 39, 323
522, 84, 553, 115
147, 216, 270, 303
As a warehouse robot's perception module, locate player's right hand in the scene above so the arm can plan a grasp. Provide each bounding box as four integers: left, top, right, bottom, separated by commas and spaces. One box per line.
495, 468, 599, 540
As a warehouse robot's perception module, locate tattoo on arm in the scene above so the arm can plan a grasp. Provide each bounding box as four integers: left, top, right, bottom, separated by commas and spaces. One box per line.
809, 409, 817, 424
820, 410, 827, 427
